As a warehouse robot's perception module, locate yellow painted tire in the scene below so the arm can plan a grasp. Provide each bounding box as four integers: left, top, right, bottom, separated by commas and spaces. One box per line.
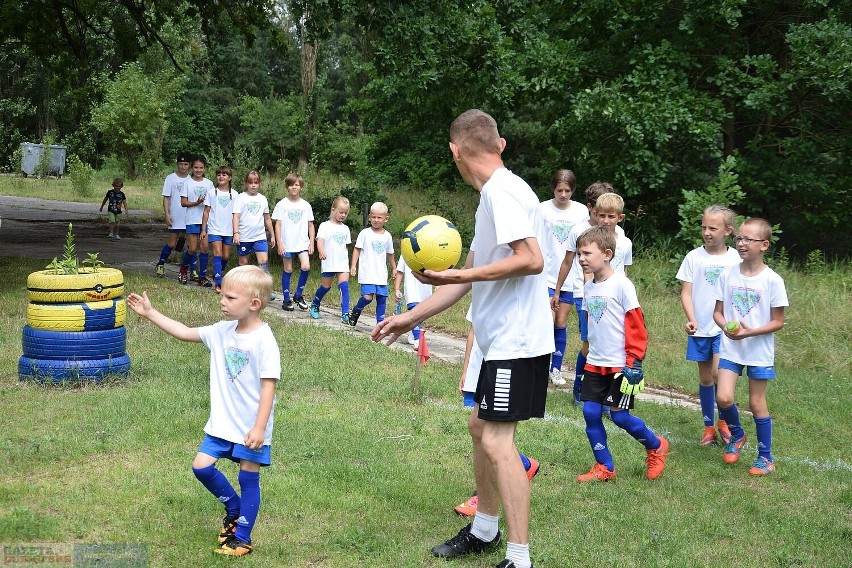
27, 268, 124, 303
27, 298, 126, 331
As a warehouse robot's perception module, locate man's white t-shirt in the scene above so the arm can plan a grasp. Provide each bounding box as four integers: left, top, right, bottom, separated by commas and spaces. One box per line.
676, 246, 742, 337
182, 177, 214, 226
584, 272, 641, 368
539, 199, 589, 290
234, 192, 270, 242
205, 189, 239, 236
316, 220, 351, 273
198, 320, 281, 445
715, 264, 788, 366
271, 197, 314, 252
397, 256, 433, 304
470, 168, 554, 361
354, 228, 394, 285
162, 172, 189, 230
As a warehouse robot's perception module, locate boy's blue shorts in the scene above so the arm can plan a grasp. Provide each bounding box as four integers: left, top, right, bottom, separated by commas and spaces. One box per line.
718, 359, 776, 380
321, 271, 346, 278
185, 223, 203, 235
360, 284, 388, 296
282, 250, 308, 259
169, 228, 184, 234
207, 234, 233, 245
237, 240, 269, 256
462, 391, 476, 408
686, 335, 721, 362
575, 297, 588, 341
199, 434, 271, 466
548, 287, 573, 304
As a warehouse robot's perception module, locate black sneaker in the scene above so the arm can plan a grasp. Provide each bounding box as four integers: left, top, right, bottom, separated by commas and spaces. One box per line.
348, 308, 361, 328
282, 300, 295, 311
431, 524, 501, 558
217, 514, 238, 544
495, 561, 535, 568
293, 296, 309, 310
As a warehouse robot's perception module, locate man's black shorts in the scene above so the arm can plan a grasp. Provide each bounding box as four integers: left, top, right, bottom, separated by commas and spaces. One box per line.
474, 354, 549, 421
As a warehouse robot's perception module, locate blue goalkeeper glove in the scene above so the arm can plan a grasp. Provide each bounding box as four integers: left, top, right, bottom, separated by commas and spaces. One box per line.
617, 360, 645, 396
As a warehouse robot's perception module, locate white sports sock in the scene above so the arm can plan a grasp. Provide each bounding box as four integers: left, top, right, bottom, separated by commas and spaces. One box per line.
506, 541, 531, 568
470, 511, 499, 542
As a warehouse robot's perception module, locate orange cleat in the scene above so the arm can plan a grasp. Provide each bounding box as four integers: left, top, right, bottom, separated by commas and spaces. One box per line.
577, 463, 616, 482
646, 436, 669, 480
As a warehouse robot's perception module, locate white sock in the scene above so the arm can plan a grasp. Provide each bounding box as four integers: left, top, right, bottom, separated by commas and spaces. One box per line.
506, 541, 531, 568
470, 511, 499, 542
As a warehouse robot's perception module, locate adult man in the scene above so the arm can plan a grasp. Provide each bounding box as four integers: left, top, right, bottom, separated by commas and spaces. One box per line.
371, 109, 553, 568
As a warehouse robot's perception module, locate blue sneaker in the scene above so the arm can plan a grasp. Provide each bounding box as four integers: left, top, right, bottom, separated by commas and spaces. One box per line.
309, 304, 320, 319
748, 456, 775, 476
341, 313, 350, 325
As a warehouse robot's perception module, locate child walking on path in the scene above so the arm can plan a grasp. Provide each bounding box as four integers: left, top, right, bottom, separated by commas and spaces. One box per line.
272, 173, 314, 311
713, 217, 788, 475
309, 196, 352, 323
100, 177, 129, 240
179, 157, 214, 286
393, 255, 433, 347
676, 205, 741, 445
233, 171, 275, 274
127, 265, 281, 557
155, 152, 191, 277
202, 166, 239, 293
349, 202, 396, 327
574, 225, 669, 483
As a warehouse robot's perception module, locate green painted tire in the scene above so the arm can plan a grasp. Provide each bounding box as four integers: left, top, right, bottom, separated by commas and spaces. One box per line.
27, 268, 124, 303
26, 298, 126, 331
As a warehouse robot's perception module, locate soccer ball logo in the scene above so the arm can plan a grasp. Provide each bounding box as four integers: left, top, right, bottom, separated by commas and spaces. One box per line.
401, 215, 462, 273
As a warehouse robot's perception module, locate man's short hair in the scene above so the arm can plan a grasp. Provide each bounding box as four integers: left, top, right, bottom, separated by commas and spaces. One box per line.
222, 265, 273, 310
450, 109, 502, 154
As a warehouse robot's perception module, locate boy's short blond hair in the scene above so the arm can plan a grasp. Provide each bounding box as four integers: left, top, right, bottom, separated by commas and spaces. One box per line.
370, 201, 389, 215
222, 265, 273, 310
577, 225, 616, 254
594, 193, 625, 214
740, 217, 772, 241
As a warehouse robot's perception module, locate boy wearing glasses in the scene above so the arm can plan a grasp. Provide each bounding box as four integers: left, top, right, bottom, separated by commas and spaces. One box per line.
713, 218, 788, 475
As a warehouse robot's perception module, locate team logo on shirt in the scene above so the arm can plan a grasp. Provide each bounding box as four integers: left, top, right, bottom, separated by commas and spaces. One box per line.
193, 187, 207, 200
585, 296, 607, 323
551, 222, 573, 244
731, 287, 761, 317
332, 232, 347, 245
225, 347, 250, 382
288, 209, 303, 223
371, 241, 386, 254
703, 266, 725, 285
247, 202, 262, 215
218, 195, 230, 206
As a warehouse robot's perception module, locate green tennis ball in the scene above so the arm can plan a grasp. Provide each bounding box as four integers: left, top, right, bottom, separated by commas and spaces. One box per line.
726, 321, 741, 334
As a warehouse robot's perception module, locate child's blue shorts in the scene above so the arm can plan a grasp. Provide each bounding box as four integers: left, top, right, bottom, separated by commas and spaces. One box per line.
575, 297, 588, 341
462, 391, 476, 408
360, 284, 388, 296
237, 240, 269, 256
207, 234, 233, 245
282, 250, 308, 259
321, 271, 346, 278
686, 335, 721, 362
199, 434, 271, 466
718, 359, 776, 380
548, 287, 573, 304
185, 223, 203, 235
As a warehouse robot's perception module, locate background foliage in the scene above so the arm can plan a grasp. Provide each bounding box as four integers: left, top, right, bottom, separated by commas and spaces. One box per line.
0, 0, 849, 256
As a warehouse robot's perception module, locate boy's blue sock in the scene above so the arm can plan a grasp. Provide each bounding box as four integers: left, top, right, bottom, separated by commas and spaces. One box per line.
312, 285, 330, 306
158, 245, 172, 265
754, 416, 773, 461
181, 251, 192, 268
610, 410, 660, 450
213, 256, 223, 285
518, 452, 531, 471
699, 384, 716, 426
552, 326, 567, 371
375, 295, 387, 323
295, 270, 309, 298
339, 281, 350, 313
718, 404, 745, 441
192, 465, 241, 517
281, 271, 293, 302
354, 296, 371, 312
573, 351, 587, 398
198, 253, 209, 277
190, 253, 199, 273
407, 302, 421, 339
258, 262, 269, 273
233, 470, 260, 544
583, 401, 614, 470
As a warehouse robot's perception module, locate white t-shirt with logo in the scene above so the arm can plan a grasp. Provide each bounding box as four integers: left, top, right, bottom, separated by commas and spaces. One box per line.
205, 189, 239, 236
354, 228, 394, 285
182, 177, 214, 225
397, 256, 433, 304
198, 320, 281, 445
676, 246, 743, 337
567, 222, 624, 298
271, 197, 314, 252
611, 233, 633, 273
470, 168, 554, 361
162, 172, 189, 230
539, 199, 589, 290
715, 264, 788, 366
316, 220, 351, 273
584, 272, 641, 368
234, 192, 270, 242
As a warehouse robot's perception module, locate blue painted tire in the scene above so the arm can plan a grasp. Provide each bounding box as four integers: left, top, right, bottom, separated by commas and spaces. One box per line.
18, 354, 131, 383
21, 326, 126, 360
27, 298, 126, 331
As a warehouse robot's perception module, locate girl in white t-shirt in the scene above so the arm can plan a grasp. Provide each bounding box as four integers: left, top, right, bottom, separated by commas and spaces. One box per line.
308, 196, 352, 323
272, 173, 314, 311
233, 171, 275, 273
202, 166, 240, 293
676, 205, 741, 446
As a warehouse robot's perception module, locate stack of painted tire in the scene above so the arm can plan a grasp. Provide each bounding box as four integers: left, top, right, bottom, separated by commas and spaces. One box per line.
19, 268, 131, 383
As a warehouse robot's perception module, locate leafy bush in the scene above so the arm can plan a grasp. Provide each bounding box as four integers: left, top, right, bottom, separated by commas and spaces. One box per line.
66, 154, 95, 198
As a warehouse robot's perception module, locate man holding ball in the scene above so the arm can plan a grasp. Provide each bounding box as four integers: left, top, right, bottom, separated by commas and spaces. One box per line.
371, 109, 552, 568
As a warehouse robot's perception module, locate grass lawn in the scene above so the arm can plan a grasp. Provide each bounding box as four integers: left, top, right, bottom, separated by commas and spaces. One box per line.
0, 254, 850, 567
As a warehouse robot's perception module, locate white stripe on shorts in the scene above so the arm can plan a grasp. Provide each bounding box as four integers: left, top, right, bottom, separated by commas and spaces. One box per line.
494, 368, 511, 412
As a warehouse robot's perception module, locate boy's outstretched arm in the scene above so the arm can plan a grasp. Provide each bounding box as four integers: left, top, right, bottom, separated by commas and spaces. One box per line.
127, 292, 201, 343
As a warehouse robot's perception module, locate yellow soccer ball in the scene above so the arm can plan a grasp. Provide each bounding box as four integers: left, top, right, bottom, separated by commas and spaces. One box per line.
400, 215, 462, 273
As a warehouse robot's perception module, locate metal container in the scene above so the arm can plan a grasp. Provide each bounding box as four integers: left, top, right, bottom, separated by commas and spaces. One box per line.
20, 142, 68, 177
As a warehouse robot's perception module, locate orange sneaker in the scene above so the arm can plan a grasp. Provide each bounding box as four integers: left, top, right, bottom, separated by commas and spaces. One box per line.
700, 425, 717, 446
646, 436, 669, 480
577, 463, 616, 482
453, 494, 478, 517
748, 456, 776, 476
526, 457, 540, 480
717, 420, 733, 444
723, 433, 747, 464
214, 536, 253, 557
